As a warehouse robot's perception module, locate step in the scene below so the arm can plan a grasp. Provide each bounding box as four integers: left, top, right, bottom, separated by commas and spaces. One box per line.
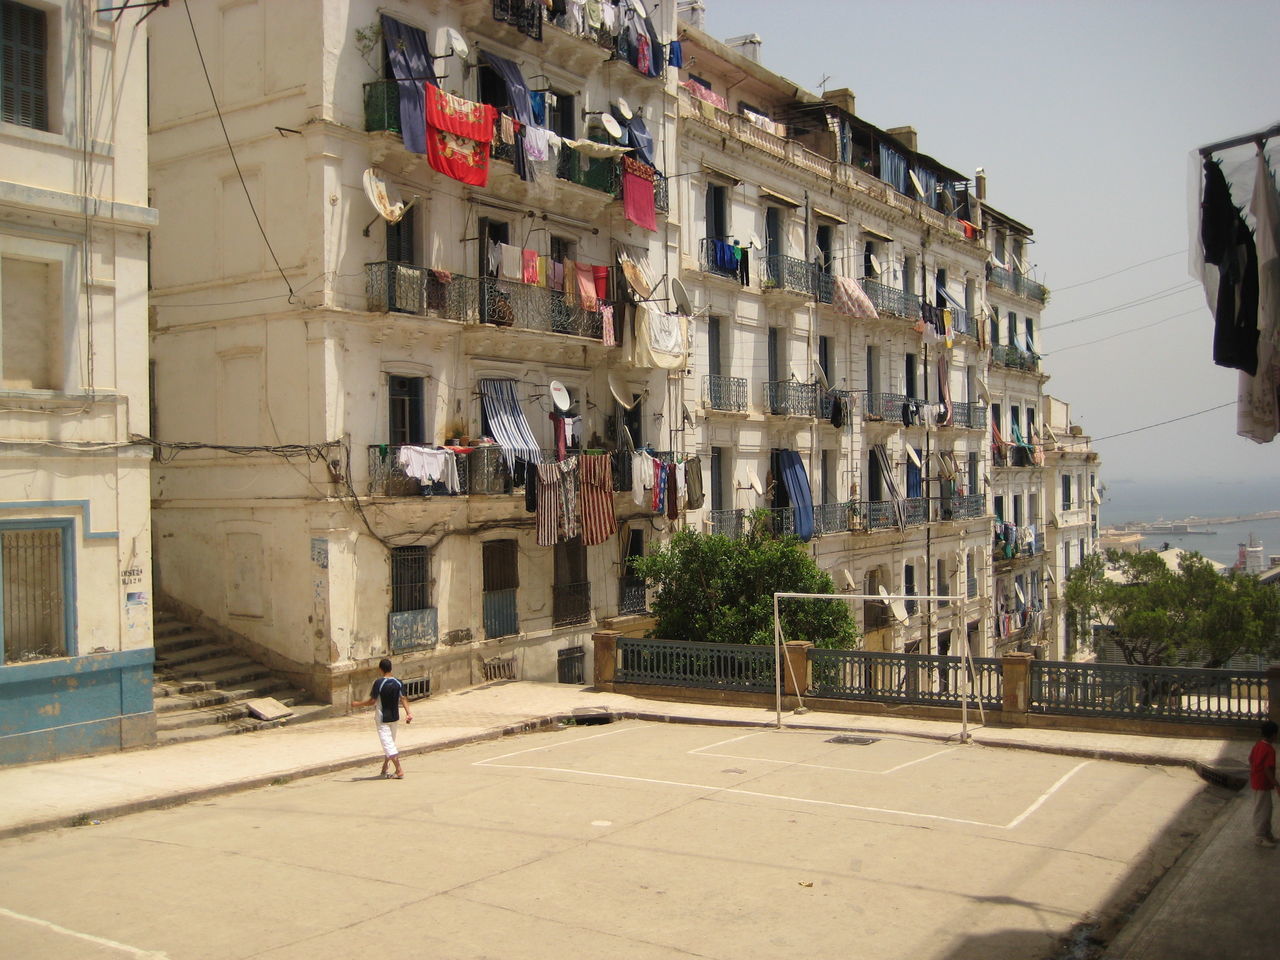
162, 653, 262, 680
153, 702, 334, 746
154, 640, 236, 671
152, 678, 294, 714
154, 627, 221, 655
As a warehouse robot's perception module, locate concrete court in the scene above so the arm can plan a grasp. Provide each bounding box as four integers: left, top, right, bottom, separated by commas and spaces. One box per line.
0, 719, 1228, 960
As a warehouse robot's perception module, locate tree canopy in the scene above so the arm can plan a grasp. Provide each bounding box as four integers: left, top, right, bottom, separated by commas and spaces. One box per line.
631, 513, 859, 649
1063, 549, 1280, 667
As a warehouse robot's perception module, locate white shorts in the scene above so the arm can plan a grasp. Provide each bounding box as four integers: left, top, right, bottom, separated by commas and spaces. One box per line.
375, 711, 398, 758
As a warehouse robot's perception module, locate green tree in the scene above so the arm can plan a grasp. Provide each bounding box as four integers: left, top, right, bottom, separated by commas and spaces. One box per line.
1063, 549, 1280, 666
631, 512, 859, 649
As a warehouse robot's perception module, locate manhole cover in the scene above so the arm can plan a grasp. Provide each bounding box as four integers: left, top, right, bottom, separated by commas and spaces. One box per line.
826, 735, 879, 745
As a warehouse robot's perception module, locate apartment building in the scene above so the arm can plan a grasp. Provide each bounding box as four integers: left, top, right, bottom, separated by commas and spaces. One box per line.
672, 20, 994, 660
0, 1, 157, 763
146, 0, 678, 704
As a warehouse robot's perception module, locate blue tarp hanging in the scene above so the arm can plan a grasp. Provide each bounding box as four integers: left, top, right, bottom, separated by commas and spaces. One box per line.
381, 16, 436, 155
778, 450, 815, 542
878, 144, 908, 195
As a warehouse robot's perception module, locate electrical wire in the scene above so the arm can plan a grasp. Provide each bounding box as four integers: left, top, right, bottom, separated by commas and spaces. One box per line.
1090, 402, 1235, 443
182, 0, 295, 300
1039, 282, 1200, 331
1052, 250, 1187, 292
1045, 307, 1204, 354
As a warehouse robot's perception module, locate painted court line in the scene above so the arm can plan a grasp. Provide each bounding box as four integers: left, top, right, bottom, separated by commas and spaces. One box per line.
690, 731, 959, 775
0, 906, 170, 958
473, 725, 635, 766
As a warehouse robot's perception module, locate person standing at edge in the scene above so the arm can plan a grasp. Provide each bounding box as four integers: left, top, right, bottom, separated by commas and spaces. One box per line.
352, 658, 413, 779
1248, 720, 1280, 847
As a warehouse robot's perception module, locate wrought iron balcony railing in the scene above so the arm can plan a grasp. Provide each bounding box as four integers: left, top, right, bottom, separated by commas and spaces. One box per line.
618, 576, 648, 616
765, 506, 796, 537
704, 374, 748, 412
947, 494, 986, 521
817, 388, 856, 420
988, 265, 1049, 302
368, 444, 520, 498
699, 237, 747, 283
760, 254, 820, 297
364, 80, 401, 134
951, 401, 987, 430
861, 277, 922, 319
813, 501, 853, 536
992, 343, 1040, 372
864, 391, 911, 422
708, 508, 745, 538
766, 379, 818, 417
552, 580, 592, 626
366, 262, 473, 319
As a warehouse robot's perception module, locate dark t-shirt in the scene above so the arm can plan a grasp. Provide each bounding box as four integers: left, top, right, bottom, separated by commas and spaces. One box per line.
370, 676, 404, 723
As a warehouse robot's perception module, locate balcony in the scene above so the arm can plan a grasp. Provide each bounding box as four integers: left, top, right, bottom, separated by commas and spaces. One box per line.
814, 501, 854, 536
699, 237, 748, 284
992, 343, 1040, 372
369, 445, 516, 497
708, 508, 745, 538
817, 388, 855, 420
364, 80, 401, 135
944, 494, 986, 521
765, 507, 795, 537
483, 587, 519, 639
760, 254, 821, 298
902, 497, 929, 526
365, 263, 618, 342
704, 374, 748, 412
988, 265, 1049, 303
861, 277, 922, 320
618, 576, 648, 616
951, 401, 988, 430
552, 581, 592, 626
864, 392, 911, 422
766, 379, 818, 417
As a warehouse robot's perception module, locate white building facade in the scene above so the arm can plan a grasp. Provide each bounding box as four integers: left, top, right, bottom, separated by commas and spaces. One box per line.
0, 0, 156, 763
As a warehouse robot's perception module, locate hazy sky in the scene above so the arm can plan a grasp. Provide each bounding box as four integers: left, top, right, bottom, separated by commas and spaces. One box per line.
704, 0, 1280, 486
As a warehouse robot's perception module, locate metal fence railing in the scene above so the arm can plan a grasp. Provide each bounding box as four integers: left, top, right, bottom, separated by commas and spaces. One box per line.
991, 343, 1040, 372
704, 374, 748, 412
809, 649, 1005, 708
618, 577, 648, 616
988, 265, 1049, 302
813, 501, 853, 536
766, 379, 818, 417
708, 508, 745, 538
616, 638, 777, 692
864, 391, 911, 421
951, 401, 987, 430
760, 254, 820, 297
1030, 660, 1267, 724
552, 580, 592, 627
698, 237, 747, 283
861, 277, 922, 319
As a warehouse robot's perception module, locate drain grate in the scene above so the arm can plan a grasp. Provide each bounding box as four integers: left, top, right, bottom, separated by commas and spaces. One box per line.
826, 735, 879, 745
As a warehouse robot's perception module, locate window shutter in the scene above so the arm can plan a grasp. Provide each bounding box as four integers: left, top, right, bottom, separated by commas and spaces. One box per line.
1, 2, 49, 130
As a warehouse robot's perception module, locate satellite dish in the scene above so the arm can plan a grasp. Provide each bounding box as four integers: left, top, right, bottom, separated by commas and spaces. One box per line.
549, 380, 571, 412
908, 170, 925, 197
842, 569, 856, 590
445, 27, 469, 60
670, 277, 693, 315
749, 232, 762, 250
682, 402, 695, 428
608, 371, 639, 409
869, 254, 882, 276
747, 466, 764, 497
813, 364, 830, 393
363, 169, 406, 223
906, 446, 921, 469
890, 599, 909, 624
976, 377, 990, 404
1092, 488, 1102, 504
615, 97, 633, 121
629, 0, 647, 14
601, 113, 624, 140
1014, 581, 1026, 604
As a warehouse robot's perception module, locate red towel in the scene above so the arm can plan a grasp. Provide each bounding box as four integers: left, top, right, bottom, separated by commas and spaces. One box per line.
425, 86, 497, 142
621, 156, 657, 232
522, 249, 539, 284
592, 265, 610, 300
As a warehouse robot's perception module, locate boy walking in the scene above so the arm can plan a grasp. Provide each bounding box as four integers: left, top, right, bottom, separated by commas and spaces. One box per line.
1248, 720, 1279, 847
353, 658, 413, 779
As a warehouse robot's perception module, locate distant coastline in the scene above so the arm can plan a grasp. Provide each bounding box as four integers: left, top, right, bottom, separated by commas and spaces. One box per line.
1107, 510, 1280, 534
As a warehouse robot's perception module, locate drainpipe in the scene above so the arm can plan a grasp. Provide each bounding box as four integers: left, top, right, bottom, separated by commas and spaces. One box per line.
921, 230, 932, 655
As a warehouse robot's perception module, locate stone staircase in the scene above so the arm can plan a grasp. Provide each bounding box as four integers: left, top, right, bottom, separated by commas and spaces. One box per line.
151, 611, 333, 745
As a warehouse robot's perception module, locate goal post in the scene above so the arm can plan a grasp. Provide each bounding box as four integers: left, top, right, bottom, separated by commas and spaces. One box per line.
771, 591, 980, 740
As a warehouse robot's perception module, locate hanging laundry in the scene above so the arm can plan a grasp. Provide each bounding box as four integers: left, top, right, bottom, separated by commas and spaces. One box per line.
522, 248, 540, 284
683, 455, 704, 509
667, 39, 683, 68
578, 453, 617, 546
425, 85, 496, 142
601, 303, 616, 346
665, 462, 679, 519
499, 243, 522, 280
592, 264, 611, 300
1239, 147, 1280, 443
380, 16, 437, 156
396, 446, 460, 493
632, 450, 653, 507
832, 275, 878, 319
621, 156, 658, 231
549, 258, 564, 292
550, 412, 568, 461
536, 457, 581, 546
576, 262, 599, 312
1200, 157, 1260, 375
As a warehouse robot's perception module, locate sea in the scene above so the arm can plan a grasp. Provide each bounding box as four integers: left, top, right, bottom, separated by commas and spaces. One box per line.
1102, 477, 1280, 568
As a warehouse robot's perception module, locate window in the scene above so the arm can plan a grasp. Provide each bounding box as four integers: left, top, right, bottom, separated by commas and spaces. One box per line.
388, 375, 424, 445
966, 553, 977, 599
936, 558, 949, 607
1062, 475, 1072, 510
820, 449, 836, 504
904, 353, 917, 400
903, 254, 916, 296
1013, 493, 1023, 527
964, 278, 975, 314
988, 310, 1000, 348
816, 224, 834, 273
1, 1, 49, 131
2, 254, 62, 390
479, 218, 509, 278
619, 529, 646, 615
866, 344, 880, 395
863, 240, 878, 280
767, 326, 781, 382
991, 402, 1002, 436
476, 64, 509, 113
903, 563, 917, 615
1007, 311, 1017, 347
1025, 316, 1035, 353
550, 234, 575, 266
967, 452, 978, 495
546, 90, 575, 139
386, 205, 416, 264
390, 546, 430, 613
553, 537, 590, 626
935, 267, 947, 308
619, 393, 643, 449
705, 182, 728, 239
2, 522, 71, 663
817, 335, 832, 386
482, 539, 519, 638
764, 206, 783, 259
707, 315, 722, 378
994, 495, 1004, 522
